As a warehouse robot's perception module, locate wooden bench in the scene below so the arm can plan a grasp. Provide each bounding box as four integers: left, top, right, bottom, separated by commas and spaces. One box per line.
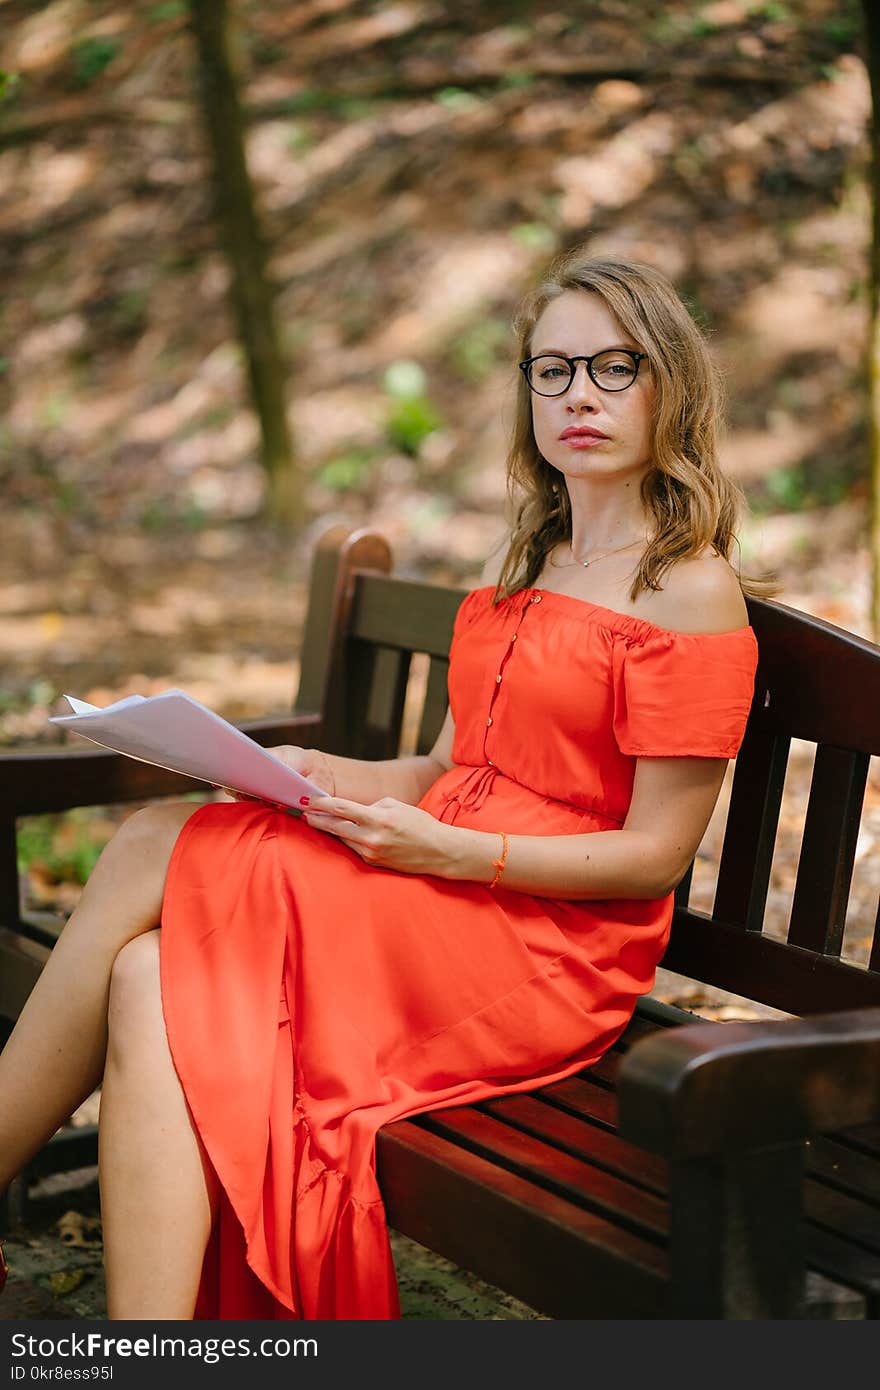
3, 523, 880, 1319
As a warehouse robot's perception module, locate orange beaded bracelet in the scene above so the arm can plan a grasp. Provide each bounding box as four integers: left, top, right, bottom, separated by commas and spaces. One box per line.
489, 832, 508, 889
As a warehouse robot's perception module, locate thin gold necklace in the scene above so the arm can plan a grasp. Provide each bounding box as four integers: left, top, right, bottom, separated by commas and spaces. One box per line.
549, 539, 645, 570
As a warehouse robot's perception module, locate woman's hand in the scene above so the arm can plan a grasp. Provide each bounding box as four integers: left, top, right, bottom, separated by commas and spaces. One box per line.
302, 795, 461, 876
217, 745, 336, 804
268, 745, 336, 795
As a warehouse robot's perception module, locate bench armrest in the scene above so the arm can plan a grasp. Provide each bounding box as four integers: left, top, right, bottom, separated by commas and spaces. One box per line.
617, 1006, 880, 1158
0, 712, 322, 816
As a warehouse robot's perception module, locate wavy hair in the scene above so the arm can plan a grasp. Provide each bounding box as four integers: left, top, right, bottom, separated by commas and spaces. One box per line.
495, 249, 772, 601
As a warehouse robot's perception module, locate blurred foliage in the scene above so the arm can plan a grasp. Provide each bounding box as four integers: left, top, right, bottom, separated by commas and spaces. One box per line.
434, 88, 484, 113
510, 223, 556, 253
751, 457, 857, 514
71, 36, 122, 87
317, 447, 380, 491
382, 361, 444, 456
448, 319, 511, 382
18, 810, 109, 889
386, 396, 444, 455
148, 2, 187, 22
0, 70, 21, 104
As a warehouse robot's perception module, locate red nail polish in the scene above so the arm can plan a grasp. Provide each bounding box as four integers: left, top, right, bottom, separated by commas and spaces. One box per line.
300, 796, 311, 806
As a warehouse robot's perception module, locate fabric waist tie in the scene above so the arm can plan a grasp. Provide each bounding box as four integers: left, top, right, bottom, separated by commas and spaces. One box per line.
437, 764, 499, 823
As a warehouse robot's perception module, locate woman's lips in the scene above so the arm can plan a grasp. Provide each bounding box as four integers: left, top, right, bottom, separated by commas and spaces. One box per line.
559, 426, 609, 450
560, 434, 607, 449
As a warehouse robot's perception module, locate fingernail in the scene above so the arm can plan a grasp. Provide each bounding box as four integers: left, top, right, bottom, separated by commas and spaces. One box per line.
300, 796, 311, 806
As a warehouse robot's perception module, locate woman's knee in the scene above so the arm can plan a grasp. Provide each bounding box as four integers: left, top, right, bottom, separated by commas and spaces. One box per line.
84, 801, 203, 916
107, 930, 163, 1051
109, 802, 202, 865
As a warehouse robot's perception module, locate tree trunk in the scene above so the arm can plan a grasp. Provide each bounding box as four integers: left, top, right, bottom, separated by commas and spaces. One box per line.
188, 0, 300, 526
865, 1, 880, 637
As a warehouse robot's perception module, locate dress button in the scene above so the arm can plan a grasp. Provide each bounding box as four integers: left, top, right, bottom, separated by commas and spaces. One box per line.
496, 674, 502, 683
532, 594, 542, 603
510, 633, 518, 642
487, 758, 494, 766
486, 717, 493, 727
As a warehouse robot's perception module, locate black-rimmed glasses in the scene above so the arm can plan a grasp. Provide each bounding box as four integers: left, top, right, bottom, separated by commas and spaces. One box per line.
518, 350, 648, 396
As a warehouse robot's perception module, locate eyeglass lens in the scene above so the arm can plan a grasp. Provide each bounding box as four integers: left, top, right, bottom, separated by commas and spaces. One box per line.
527, 351, 640, 394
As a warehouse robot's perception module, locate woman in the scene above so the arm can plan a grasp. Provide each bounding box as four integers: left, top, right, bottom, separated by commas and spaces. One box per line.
0, 250, 760, 1319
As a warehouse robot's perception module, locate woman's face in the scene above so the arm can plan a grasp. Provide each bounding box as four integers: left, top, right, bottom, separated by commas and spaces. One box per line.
527, 290, 655, 487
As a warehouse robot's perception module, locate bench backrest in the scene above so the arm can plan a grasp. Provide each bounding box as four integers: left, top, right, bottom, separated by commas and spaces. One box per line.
298, 527, 880, 1017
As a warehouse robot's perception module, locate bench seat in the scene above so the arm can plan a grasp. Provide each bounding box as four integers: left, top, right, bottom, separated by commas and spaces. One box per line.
379, 998, 880, 1319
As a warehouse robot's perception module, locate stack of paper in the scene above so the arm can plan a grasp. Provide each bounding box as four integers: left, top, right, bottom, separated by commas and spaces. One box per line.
50, 690, 328, 809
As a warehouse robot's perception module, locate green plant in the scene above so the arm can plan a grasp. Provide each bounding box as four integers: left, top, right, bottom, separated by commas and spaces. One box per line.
434, 88, 484, 113
382, 361, 443, 456
498, 70, 535, 89
750, 2, 792, 22
111, 288, 149, 339
286, 122, 313, 154
71, 36, 121, 87
147, 2, 186, 21
18, 810, 109, 888
449, 319, 510, 382
823, 15, 858, 47
139, 498, 175, 533
387, 398, 443, 456
39, 388, 74, 431
510, 222, 556, 253
281, 89, 381, 119
316, 447, 379, 491
0, 71, 21, 104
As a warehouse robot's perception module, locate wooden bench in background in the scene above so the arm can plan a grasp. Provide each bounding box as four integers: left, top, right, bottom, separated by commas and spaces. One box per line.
2, 523, 880, 1319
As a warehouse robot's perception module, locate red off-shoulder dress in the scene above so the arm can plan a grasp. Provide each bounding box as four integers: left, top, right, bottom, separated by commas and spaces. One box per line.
159, 586, 758, 1319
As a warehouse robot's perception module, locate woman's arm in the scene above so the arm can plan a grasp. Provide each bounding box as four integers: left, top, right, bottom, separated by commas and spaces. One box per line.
443, 754, 728, 898
303, 754, 728, 900
267, 705, 456, 805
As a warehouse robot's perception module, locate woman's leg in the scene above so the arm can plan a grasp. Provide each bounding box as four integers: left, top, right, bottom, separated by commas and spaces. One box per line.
99, 930, 218, 1319
0, 801, 202, 1191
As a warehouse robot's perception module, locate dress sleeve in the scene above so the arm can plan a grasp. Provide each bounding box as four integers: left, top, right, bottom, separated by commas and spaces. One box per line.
612, 626, 759, 758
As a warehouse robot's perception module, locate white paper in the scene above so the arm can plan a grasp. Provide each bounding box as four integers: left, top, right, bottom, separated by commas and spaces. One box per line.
50, 690, 329, 809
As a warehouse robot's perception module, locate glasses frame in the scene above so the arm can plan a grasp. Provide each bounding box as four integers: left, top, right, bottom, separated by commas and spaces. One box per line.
518, 350, 649, 396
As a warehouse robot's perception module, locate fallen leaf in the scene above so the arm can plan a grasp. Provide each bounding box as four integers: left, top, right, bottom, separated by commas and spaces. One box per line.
49, 1268, 89, 1295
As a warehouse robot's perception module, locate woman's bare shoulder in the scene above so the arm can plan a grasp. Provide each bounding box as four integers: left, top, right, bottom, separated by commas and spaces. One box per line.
642, 551, 749, 635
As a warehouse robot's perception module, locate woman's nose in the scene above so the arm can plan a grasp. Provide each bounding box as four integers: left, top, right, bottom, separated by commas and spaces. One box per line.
566, 361, 600, 409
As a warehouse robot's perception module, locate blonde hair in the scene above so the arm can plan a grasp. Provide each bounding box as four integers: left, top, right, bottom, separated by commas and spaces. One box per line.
496, 249, 772, 601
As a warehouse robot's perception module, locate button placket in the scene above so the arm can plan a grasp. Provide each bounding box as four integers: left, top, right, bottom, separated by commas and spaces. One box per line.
482, 592, 534, 761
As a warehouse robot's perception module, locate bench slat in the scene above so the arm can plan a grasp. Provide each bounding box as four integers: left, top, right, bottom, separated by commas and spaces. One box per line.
537, 1075, 619, 1131
663, 912, 880, 1014
416, 1105, 667, 1242
479, 1093, 667, 1196
805, 1178, 880, 1252
835, 1123, 880, 1159
806, 1225, 880, 1300
350, 574, 465, 656
416, 655, 450, 757
378, 1120, 668, 1319
807, 1135, 880, 1205
712, 727, 789, 933
788, 746, 869, 956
